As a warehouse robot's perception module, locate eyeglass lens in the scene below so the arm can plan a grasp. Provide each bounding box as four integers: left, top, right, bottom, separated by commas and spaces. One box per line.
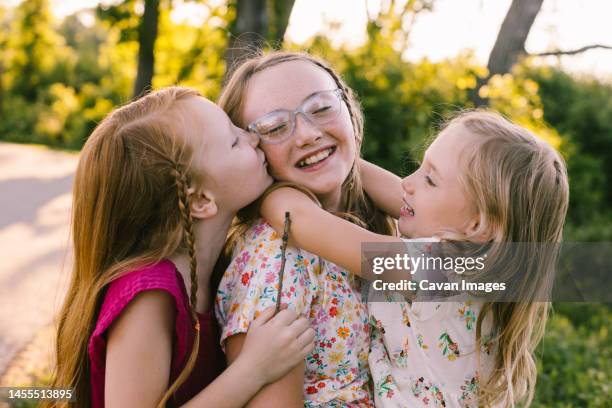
251, 90, 341, 143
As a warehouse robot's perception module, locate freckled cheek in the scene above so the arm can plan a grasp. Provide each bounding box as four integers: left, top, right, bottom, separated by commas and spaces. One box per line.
261, 145, 292, 179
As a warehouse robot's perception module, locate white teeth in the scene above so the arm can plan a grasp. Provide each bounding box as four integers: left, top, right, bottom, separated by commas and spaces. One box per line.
403, 203, 415, 216
298, 148, 333, 167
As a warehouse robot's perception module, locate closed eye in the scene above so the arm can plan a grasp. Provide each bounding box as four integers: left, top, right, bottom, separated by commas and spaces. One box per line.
262, 123, 287, 135
311, 105, 332, 115
232, 137, 238, 147
425, 175, 436, 186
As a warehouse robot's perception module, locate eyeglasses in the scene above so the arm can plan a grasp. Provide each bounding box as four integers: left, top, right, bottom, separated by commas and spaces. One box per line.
246, 89, 343, 144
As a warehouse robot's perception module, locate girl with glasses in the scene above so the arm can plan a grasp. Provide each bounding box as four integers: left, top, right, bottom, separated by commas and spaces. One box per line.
215, 52, 396, 407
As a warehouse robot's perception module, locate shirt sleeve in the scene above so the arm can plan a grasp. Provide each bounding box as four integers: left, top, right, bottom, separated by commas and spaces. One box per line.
215, 220, 320, 348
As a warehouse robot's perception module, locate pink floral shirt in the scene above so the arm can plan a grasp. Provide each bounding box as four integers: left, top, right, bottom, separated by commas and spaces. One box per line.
368, 239, 497, 408
215, 219, 374, 407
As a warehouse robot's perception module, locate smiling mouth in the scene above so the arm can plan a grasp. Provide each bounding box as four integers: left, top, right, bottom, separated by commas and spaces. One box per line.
401, 199, 415, 217
296, 147, 336, 168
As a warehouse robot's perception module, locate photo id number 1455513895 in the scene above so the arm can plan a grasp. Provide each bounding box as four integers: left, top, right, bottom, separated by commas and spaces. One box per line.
0, 387, 75, 402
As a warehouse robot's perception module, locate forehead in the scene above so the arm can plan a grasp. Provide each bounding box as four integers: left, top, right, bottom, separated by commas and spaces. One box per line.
182, 96, 227, 129
242, 60, 337, 123
180, 96, 229, 146
425, 123, 477, 165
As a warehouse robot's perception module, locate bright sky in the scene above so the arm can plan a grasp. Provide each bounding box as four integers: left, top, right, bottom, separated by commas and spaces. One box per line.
7, 0, 612, 80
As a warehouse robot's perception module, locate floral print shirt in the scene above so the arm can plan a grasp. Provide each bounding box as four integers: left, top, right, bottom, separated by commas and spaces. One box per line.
368, 239, 497, 408
215, 219, 374, 407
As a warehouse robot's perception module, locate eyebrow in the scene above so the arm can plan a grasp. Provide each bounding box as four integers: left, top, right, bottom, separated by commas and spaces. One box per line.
268, 89, 332, 113
423, 157, 441, 178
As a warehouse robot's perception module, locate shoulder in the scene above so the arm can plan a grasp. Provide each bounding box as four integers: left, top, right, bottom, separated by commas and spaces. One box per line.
106, 260, 183, 301
228, 218, 320, 277
107, 290, 175, 342
215, 219, 320, 340
234, 218, 282, 251
93, 260, 189, 339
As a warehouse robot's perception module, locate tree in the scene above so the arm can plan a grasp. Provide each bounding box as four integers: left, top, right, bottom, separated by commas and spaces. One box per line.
269, 0, 296, 46
0, 5, 8, 114
133, 0, 160, 98
97, 0, 161, 99
486, 0, 544, 80
224, 0, 296, 79
472, 0, 612, 106
472, 0, 543, 106
7, 0, 64, 102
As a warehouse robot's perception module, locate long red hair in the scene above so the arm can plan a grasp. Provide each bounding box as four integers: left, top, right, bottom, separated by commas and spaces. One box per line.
47, 87, 205, 407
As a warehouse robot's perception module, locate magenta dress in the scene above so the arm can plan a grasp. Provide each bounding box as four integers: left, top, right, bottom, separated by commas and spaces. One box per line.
88, 260, 226, 407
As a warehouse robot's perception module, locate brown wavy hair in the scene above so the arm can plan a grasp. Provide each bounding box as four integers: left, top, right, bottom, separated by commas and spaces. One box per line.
216, 51, 395, 260
439, 111, 569, 407
47, 87, 207, 407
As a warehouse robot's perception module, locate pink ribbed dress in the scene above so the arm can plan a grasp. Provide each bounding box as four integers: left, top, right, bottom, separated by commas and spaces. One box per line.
88, 260, 226, 407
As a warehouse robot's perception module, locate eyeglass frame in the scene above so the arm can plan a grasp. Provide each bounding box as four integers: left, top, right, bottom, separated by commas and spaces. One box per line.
246, 88, 344, 144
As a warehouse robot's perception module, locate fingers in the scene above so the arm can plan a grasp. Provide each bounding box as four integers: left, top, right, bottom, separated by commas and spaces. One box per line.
251, 307, 276, 328
295, 327, 316, 350
269, 307, 299, 326
288, 316, 310, 335
301, 338, 315, 358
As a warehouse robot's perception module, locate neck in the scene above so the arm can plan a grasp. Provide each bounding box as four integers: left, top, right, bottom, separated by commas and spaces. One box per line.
170, 212, 234, 313
318, 188, 343, 212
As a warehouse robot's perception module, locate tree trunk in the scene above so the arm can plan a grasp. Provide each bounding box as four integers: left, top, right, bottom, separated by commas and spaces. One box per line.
133, 0, 160, 99
223, 0, 296, 82
224, 0, 268, 79
269, 0, 296, 46
472, 0, 544, 106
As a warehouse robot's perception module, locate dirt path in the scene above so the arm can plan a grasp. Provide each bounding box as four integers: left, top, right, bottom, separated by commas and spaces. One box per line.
0, 142, 78, 380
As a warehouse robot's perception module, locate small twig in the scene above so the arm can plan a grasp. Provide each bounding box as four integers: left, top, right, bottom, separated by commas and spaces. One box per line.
531, 44, 612, 57
275, 212, 291, 314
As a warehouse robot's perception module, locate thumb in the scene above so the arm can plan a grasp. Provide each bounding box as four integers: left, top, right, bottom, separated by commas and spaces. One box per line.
250, 307, 276, 329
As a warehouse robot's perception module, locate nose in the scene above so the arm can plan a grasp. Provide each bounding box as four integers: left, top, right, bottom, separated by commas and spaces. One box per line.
293, 113, 323, 147
401, 173, 415, 195
245, 129, 260, 148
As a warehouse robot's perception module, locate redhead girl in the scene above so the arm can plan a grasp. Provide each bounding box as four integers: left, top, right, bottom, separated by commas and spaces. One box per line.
47, 87, 315, 408
262, 111, 569, 407
214, 52, 395, 407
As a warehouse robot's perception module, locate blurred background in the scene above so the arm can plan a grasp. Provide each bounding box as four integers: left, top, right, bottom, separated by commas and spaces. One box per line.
0, 0, 610, 406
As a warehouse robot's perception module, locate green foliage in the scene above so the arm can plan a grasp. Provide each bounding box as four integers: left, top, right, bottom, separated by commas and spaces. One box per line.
527, 66, 612, 234
153, 5, 229, 100
6, 0, 71, 102
532, 303, 611, 407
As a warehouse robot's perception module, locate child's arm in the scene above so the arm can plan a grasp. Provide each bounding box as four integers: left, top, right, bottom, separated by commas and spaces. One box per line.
224, 334, 305, 408
260, 186, 402, 278
359, 159, 404, 219
105, 292, 314, 408
186, 308, 310, 408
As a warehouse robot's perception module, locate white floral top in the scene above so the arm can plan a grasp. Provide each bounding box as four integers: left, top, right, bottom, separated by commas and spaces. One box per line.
368, 239, 497, 408
215, 219, 374, 407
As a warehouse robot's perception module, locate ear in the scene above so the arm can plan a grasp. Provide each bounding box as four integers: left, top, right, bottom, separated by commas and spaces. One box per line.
466, 214, 491, 243
187, 187, 217, 219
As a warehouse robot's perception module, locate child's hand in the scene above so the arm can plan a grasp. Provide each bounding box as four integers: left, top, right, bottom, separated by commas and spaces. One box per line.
238, 307, 315, 384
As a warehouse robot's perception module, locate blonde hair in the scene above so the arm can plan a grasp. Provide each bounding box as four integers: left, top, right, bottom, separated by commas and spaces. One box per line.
217, 50, 396, 242
441, 110, 569, 406
47, 87, 206, 407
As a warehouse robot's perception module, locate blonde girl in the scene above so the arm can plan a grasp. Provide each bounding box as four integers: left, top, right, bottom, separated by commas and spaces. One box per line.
48, 87, 315, 408
214, 51, 395, 407
261, 111, 569, 407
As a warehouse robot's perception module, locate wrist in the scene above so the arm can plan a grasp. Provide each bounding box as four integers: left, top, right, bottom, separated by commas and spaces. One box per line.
231, 354, 267, 389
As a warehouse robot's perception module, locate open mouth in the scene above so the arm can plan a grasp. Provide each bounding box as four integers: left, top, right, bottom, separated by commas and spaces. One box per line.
296, 147, 336, 169
400, 198, 415, 217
